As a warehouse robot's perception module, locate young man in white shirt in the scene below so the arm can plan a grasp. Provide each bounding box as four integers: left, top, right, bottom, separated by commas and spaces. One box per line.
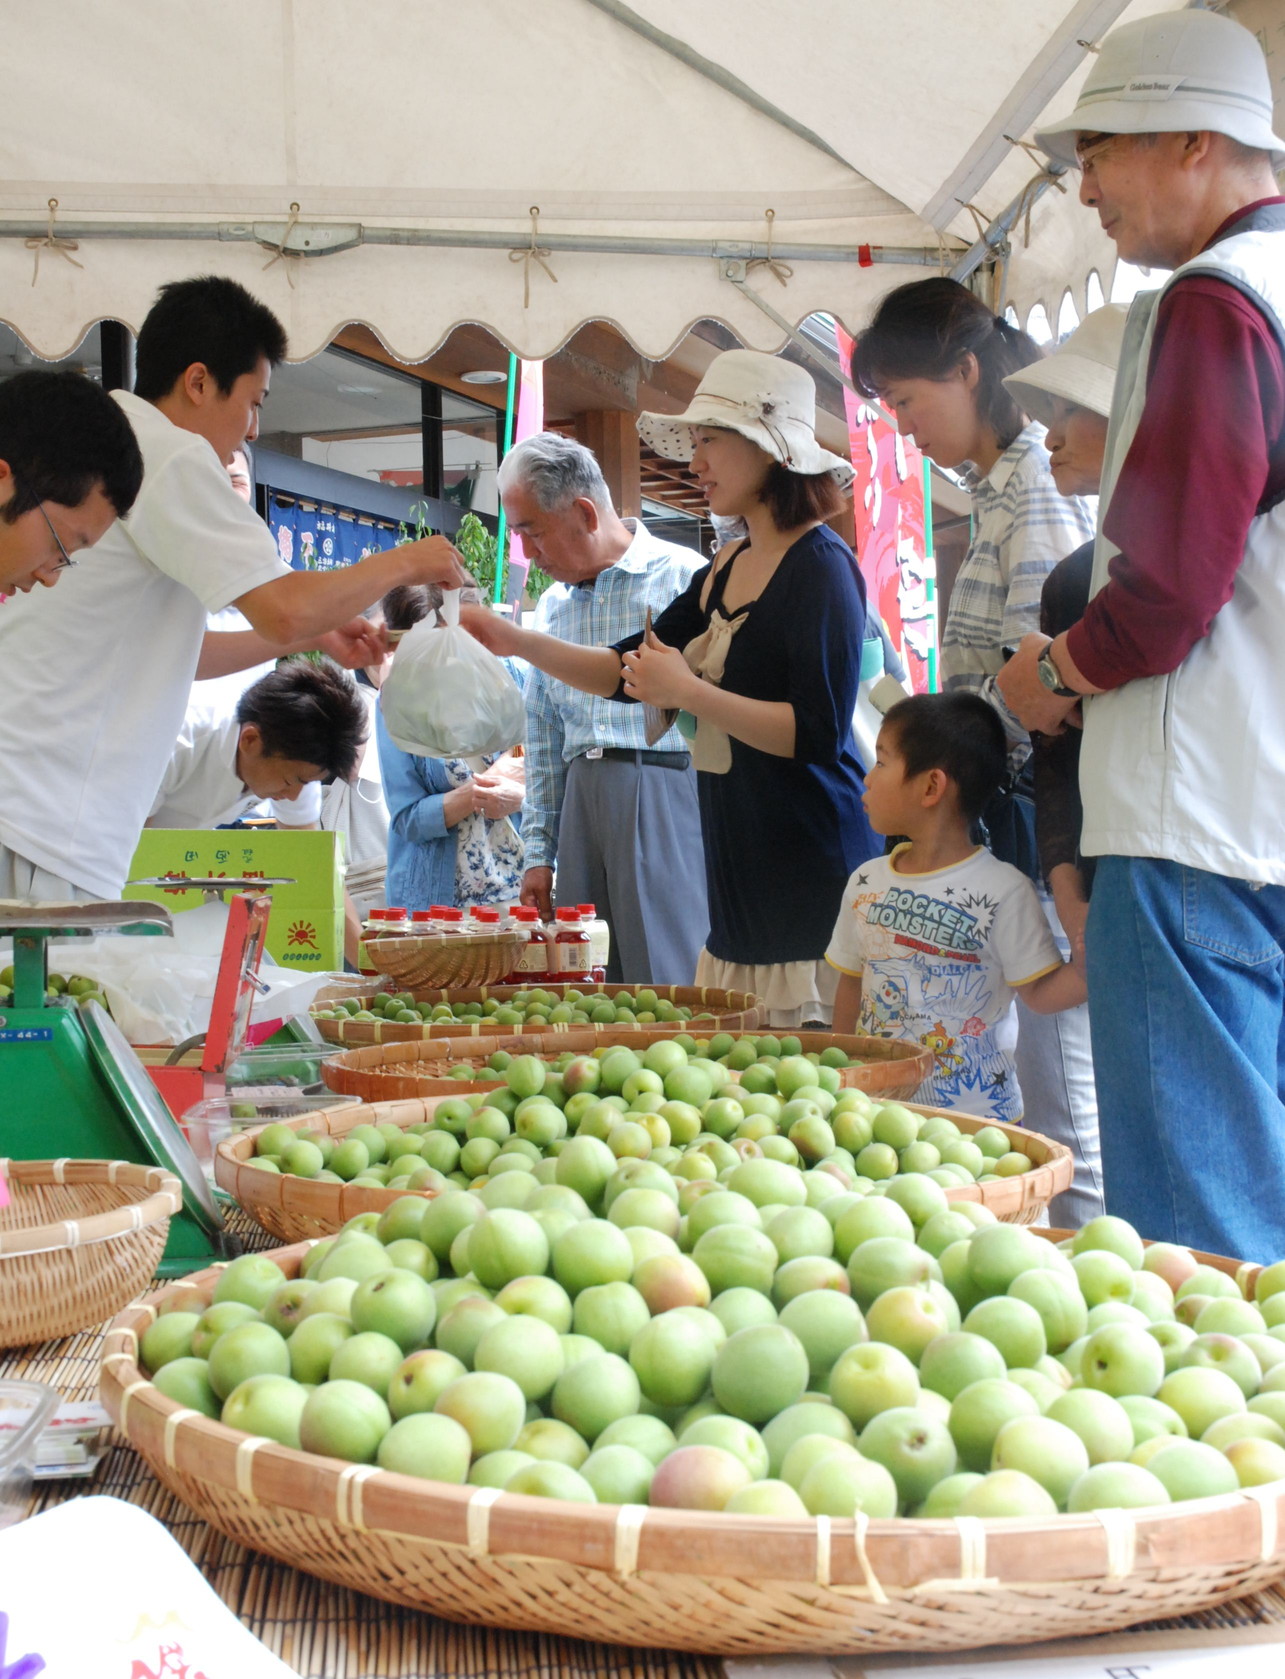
0, 275, 468, 903
0, 369, 143, 595
148, 657, 367, 832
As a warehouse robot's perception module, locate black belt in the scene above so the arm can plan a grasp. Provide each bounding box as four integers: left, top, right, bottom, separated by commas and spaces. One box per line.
581, 747, 691, 770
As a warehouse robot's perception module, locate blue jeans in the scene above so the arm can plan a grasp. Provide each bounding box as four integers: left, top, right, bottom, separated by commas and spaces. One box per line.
1086, 855, 1285, 1264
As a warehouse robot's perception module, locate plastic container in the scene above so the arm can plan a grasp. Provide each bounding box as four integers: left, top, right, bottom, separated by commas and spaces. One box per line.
0, 1379, 58, 1529
182, 1091, 359, 1186
432, 907, 467, 934
358, 907, 410, 975
552, 906, 592, 977
506, 906, 551, 983
577, 903, 609, 984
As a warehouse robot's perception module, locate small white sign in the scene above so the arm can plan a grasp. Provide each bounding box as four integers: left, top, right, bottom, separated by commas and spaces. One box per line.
0, 1496, 298, 1677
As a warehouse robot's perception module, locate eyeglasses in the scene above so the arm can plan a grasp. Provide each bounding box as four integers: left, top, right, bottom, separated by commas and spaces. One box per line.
14, 474, 75, 572
1074, 132, 1123, 171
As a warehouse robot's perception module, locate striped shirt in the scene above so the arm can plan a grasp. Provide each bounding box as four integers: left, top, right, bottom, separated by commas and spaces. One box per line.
943, 424, 1095, 746
523, 520, 702, 870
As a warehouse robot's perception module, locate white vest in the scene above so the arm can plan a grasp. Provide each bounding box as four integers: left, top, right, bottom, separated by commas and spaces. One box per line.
1080, 205, 1285, 885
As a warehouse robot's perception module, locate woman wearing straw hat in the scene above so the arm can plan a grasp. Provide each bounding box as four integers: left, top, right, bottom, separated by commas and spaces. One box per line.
853, 277, 1102, 1226
464, 349, 879, 1027
1003, 305, 1129, 976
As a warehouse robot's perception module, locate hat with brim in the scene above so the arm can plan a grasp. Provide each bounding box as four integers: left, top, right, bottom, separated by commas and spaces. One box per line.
637, 348, 855, 491
1036, 10, 1285, 169
1003, 303, 1129, 428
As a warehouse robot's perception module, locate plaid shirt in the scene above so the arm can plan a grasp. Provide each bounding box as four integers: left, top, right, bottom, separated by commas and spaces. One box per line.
943, 424, 1096, 746
522, 520, 703, 870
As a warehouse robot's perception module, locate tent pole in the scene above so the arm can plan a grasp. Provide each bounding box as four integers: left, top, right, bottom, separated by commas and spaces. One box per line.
493, 353, 518, 606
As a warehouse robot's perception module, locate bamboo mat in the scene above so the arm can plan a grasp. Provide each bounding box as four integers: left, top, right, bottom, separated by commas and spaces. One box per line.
3, 1205, 1285, 1678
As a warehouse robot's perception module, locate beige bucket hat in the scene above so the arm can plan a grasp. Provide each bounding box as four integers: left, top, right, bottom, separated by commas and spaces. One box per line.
1037, 9, 1285, 170
1003, 304, 1129, 428
637, 349, 855, 490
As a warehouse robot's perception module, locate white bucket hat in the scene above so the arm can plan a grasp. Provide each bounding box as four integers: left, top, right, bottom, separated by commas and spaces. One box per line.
1002, 303, 1129, 428
637, 349, 855, 491
1036, 10, 1285, 169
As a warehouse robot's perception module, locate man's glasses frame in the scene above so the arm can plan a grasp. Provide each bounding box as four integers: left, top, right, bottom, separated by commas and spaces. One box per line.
14, 474, 75, 572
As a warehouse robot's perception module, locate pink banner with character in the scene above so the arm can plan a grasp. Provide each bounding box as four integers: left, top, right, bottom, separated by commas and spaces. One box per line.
835, 323, 935, 693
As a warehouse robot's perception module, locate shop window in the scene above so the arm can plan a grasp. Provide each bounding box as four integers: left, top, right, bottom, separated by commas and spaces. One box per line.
429, 389, 500, 517
258, 347, 424, 492
1025, 304, 1053, 346
0, 322, 102, 383
1085, 271, 1106, 314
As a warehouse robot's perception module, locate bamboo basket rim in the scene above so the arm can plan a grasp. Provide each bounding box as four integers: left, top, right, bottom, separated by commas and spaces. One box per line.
312, 985, 766, 1046
0, 1158, 183, 1257
101, 1230, 1284, 1600
212, 1093, 1071, 1229
320, 1028, 933, 1073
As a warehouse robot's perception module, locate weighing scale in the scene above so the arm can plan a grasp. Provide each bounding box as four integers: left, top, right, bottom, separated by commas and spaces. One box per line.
0, 898, 232, 1274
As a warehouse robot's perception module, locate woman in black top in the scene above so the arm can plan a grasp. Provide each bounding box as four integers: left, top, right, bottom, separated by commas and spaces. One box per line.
464, 350, 880, 1026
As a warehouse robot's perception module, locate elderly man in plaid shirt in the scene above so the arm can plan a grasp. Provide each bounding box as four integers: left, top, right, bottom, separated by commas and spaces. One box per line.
500, 432, 707, 984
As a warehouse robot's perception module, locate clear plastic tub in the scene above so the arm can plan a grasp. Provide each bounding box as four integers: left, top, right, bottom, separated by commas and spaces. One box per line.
0, 1379, 58, 1528
225, 1042, 338, 1093
182, 1090, 359, 1185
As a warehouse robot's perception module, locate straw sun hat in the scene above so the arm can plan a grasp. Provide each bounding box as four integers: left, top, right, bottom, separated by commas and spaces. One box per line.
1037, 9, 1285, 169
1002, 304, 1129, 428
637, 349, 855, 491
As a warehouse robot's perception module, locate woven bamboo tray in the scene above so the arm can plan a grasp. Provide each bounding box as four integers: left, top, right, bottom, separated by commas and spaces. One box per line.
313, 984, 764, 1045
214, 1093, 1069, 1243
320, 1029, 934, 1104
366, 932, 527, 989
100, 1232, 1285, 1657
0, 1159, 182, 1347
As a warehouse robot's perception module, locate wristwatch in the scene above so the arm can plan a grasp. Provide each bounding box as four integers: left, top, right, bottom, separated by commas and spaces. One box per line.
1036, 646, 1077, 698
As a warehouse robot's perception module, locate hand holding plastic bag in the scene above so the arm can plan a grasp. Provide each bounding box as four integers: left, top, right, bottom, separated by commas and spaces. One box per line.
380, 590, 526, 758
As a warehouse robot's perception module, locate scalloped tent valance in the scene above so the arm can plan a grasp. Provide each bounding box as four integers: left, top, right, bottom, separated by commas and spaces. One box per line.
0, 0, 1241, 364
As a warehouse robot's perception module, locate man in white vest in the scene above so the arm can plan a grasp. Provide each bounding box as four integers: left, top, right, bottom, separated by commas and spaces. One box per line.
998, 10, 1285, 1262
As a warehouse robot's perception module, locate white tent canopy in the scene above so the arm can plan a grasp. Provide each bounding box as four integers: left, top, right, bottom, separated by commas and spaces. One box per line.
0, 0, 1243, 364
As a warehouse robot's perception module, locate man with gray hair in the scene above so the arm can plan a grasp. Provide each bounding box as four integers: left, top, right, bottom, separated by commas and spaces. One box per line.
499, 430, 706, 984
996, 8, 1285, 1261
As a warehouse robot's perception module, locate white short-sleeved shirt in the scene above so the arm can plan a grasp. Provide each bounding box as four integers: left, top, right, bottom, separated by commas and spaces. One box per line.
149, 712, 321, 830
0, 392, 289, 896
825, 846, 1062, 1123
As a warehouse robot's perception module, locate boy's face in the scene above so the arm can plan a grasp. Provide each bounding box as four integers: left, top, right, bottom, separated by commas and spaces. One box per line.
862, 726, 940, 836
236, 725, 327, 802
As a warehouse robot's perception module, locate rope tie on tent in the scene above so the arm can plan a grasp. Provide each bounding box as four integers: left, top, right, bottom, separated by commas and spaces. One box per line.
745, 209, 793, 287
509, 206, 558, 308
262, 202, 302, 286
25, 199, 83, 287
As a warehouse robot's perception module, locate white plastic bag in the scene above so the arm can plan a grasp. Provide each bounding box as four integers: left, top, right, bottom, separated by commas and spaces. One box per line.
380, 590, 526, 758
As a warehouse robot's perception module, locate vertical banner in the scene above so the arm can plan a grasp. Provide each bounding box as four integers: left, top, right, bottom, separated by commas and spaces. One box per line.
834, 325, 936, 693
504, 359, 544, 606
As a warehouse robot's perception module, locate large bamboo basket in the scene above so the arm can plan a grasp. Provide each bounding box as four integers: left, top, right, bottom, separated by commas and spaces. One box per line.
313, 984, 764, 1045
100, 1232, 1285, 1657
366, 932, 527, 990
320, 1029, 934, 1105
0, 1158, 182, 1347
214, 1094, 1069, 1244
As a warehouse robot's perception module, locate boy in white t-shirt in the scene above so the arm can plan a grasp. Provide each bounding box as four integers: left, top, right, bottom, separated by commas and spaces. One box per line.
827, 694, 1086, 1122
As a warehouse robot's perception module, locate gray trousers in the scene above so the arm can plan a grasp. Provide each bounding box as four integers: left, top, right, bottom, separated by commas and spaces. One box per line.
554, 754, 707, 986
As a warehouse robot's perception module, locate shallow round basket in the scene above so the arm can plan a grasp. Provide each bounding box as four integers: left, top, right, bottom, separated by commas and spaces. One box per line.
101, 1232, 1285, 1657
313, 984, 764, 1045
213, 1099, 443, 1243
320, 1029, 933, 1104
214, 1092, 1069, 1241
366, 933, 526, 990
0, 1158, 182, 1347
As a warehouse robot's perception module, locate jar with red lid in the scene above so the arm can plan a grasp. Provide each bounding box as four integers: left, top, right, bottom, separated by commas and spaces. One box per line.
506, 906, 551, 983
575, 903, 609, 985
553, 906, 592, 977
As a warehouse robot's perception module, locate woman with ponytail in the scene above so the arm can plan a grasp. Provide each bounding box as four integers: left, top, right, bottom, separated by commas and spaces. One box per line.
853, 277, 1102, 1227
